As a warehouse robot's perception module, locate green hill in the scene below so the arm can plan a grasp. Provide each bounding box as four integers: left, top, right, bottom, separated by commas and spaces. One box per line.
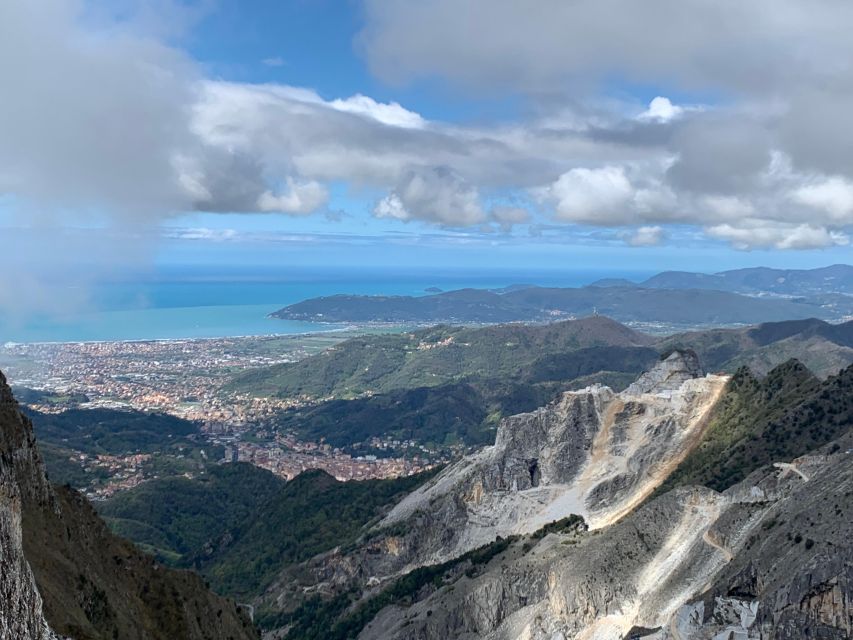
28, 407, 200, 455
658, 318, 853, 378
657, 360, 853, 493
273, 345, 659, 448
229, 316, 652, 399
28, 407, 218, 489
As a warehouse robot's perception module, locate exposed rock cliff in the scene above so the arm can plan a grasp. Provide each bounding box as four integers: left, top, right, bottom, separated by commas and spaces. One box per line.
0, 370, 258, 640
1, 372, 57, 639
358, 435, 852, 640
377, 351, 726, 567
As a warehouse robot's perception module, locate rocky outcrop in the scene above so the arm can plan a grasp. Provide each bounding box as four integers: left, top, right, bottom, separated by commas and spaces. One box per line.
1, 371, 57, 639
0, 473, 56, 640
375, 351, 727, 567
0, 370, 258, 640
623, 349, 703, 395
358, 432, 853, 640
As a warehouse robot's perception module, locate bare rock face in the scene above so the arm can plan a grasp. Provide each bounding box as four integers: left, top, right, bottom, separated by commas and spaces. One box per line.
259, 352, 852, 639
0, 371, 57, 639
0, 371, 53, 507
1, 370, 258, 640
375, 350, 727, 568
358, 435, 853, 640
623, 349, 703, 396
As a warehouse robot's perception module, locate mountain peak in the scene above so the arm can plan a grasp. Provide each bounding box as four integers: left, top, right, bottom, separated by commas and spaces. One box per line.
624, 349, 704, 395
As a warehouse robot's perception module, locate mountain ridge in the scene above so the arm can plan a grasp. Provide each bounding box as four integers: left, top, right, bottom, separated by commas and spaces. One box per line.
273, 285, 850, 326
594, 264, 853, 296
272, 264, 853, 326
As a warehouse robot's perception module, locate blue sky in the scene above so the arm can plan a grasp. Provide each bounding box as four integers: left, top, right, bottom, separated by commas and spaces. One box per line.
2, 0, 853, 305
184, 0, 524, 121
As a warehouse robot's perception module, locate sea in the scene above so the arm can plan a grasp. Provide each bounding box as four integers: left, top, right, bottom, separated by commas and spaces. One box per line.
0, 267, 654, 343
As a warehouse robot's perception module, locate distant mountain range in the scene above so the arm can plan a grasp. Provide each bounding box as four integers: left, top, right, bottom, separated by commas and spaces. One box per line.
272, 265, 853, 327
593, 263, 853, 296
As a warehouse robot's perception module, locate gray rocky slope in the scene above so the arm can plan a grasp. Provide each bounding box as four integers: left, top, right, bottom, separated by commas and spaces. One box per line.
0, 372, 57, 639
358, 433, 852, 640
262, 352, 851, 639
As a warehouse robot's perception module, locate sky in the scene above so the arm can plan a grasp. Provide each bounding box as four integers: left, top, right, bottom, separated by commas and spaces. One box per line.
2, 0, 853, 315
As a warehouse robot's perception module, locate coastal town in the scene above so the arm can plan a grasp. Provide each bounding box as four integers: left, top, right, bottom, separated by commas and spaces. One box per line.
0, 334, 445, 498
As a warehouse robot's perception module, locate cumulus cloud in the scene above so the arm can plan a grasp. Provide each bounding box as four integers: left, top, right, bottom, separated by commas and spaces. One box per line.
638, 97, 684, 123
374, 167, 486, 226
539, 166, 679, 226
626, 225, 665, 247
791, 176, 853, 221
3, 0, 853, 277
256, 179, 329, 215
701, 195, 756, 220
706, 221, 850, 250
357, 0, 853, 247
543, 167, 634, 224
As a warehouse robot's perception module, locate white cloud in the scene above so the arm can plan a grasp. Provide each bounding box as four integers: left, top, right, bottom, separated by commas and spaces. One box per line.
262, 56, 285, 67
638, 97, 684, 123
543, 166, 635, 224
706, 220, 850, 250
374, 167, 486, 226
3, 0, 853, 262
330, 94, 426, 129
791, 176, 853, 221
626, 225, 665, 246
256, 178, 329, 215
701, 195, 756, 220
374, 194, 409, 220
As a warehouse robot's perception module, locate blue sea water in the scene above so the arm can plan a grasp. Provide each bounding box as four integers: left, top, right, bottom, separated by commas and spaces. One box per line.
0, 267, 653, 343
